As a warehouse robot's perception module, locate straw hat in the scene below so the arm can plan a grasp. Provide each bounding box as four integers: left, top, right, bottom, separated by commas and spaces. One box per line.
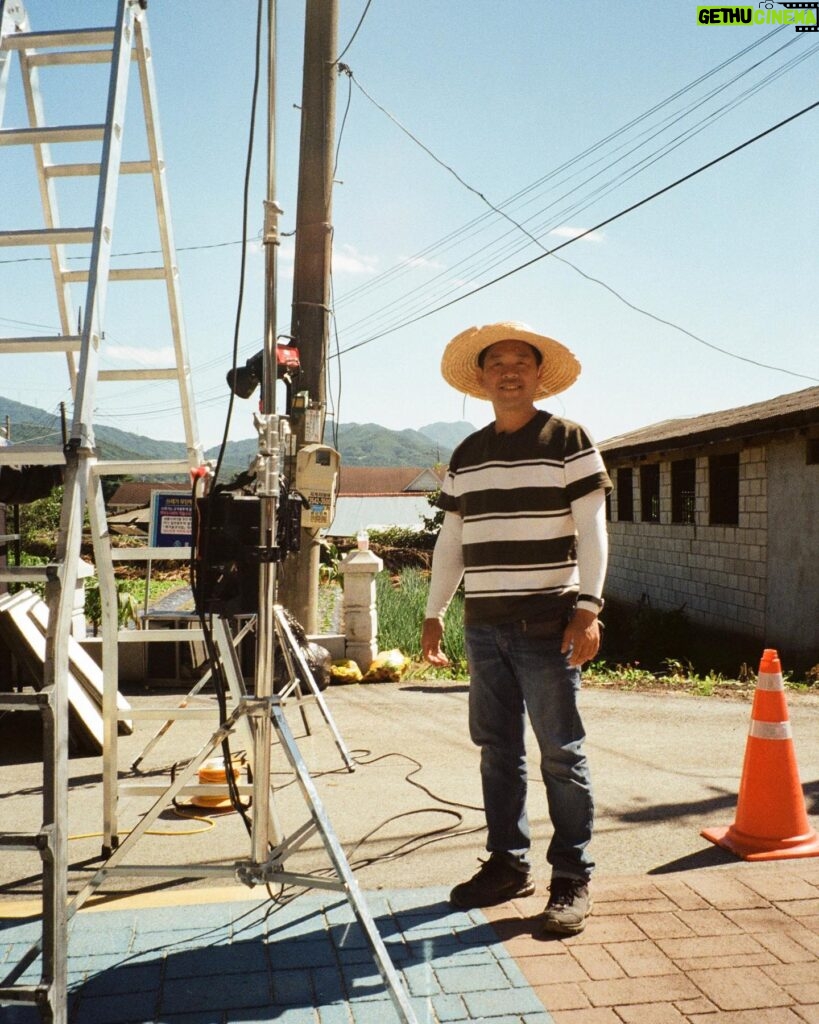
441, 321, 581, 401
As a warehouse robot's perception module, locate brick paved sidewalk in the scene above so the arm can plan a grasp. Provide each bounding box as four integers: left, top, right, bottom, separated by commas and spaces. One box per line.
485, 861, 819, 1023
2, 863, 818, 1023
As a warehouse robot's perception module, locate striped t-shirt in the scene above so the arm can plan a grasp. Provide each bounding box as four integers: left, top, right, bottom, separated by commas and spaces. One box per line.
438, 410, 611, 626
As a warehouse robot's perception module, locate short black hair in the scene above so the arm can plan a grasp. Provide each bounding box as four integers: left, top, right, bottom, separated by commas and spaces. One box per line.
477, 341, 543, 369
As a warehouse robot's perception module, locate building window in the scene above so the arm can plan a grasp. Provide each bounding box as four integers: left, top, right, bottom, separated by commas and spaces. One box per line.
616, 467, 633, 522
709, 452, 739, 525
671, 458, 696, 524
807, 438, 819, 465
640, 464, 660, 523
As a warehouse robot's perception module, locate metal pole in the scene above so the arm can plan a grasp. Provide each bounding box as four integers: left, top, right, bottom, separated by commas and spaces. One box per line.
278, 0, 337, 631
250, 0, 280, 864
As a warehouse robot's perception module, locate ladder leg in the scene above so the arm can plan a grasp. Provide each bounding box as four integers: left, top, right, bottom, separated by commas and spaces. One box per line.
42, 449, 91, 1024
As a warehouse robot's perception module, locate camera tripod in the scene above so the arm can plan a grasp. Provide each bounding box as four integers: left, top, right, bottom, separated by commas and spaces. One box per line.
130, 605, 355, 777
8, 601, 418, 1024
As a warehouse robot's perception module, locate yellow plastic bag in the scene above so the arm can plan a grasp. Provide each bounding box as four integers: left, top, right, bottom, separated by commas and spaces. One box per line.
329, 659, 363, 684
362, 648, 409, 683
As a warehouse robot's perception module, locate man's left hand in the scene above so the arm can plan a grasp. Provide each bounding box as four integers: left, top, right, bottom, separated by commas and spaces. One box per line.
561, 608, 601, 667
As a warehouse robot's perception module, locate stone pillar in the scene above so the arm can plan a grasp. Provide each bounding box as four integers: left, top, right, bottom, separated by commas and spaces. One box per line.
339, 547, 383, 673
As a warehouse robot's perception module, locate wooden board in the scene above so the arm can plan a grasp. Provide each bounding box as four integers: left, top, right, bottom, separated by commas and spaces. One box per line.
26, 598, 133, 734
0, 589, 136, 754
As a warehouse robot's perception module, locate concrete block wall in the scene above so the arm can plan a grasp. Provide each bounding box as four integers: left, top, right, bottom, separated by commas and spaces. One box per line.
606, 446, 768, 636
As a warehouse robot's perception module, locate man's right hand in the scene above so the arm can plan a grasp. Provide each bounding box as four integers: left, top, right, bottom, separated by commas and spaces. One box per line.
421, 617, 451, 666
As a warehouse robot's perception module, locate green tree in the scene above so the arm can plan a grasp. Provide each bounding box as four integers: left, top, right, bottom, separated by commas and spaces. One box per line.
18, 488, 64, 559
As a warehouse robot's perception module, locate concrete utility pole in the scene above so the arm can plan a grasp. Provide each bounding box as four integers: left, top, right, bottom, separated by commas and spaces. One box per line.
278, 0, 338, 631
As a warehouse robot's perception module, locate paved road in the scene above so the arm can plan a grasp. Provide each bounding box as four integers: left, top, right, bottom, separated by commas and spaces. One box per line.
2, 678, 817, 899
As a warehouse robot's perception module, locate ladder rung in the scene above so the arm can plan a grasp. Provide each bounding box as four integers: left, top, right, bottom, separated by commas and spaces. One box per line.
93, 459, 193, 476
45, 159, 152, 178
0, 985, 47, 1003
99, 368, 178, 381
0, 832, 50, 851
0, 335, 81, 353
64, 267, 165, 283
3, 27, 116, 50
0, 445, 65, 466
0, 565, 58, 583
0, 124, 105, 146
29, 48, 115, 68
0, 227, 94, 247
111, 547, 191, 562
119, 627, 204, 643
0, 691, 51, 711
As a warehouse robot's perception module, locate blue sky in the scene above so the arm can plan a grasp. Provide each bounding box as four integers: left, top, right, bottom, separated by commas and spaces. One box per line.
2, 0, 817, 453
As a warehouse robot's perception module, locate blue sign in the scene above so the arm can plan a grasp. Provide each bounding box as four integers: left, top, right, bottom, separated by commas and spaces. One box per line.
149, 491, 193, 548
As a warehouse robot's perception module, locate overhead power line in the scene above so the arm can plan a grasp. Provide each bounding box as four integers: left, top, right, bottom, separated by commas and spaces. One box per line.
332, 97, 819, 385
332, 27, 805, 318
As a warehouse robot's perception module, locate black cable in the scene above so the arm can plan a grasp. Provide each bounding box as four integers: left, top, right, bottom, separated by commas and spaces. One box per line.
333, 97, 819, 384
334, 43, 818, 354
332, 27, 796, 312
211, 0, 265, 489
189, 0, 265, 829
333, 0, 374, 64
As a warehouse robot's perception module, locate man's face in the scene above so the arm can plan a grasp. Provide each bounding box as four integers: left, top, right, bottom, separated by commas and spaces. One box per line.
477, 340, 542, 408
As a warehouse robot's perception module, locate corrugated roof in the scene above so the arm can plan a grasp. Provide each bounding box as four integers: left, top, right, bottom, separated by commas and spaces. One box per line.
337, 466, 444, 495
600, 386, 819, 459
327, 494, 433, 537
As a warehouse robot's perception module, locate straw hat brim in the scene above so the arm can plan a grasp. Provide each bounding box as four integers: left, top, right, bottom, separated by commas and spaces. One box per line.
441, 321, 581, 401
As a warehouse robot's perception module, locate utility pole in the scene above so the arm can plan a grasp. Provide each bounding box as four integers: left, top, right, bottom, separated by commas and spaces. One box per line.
278, 0, 338, 631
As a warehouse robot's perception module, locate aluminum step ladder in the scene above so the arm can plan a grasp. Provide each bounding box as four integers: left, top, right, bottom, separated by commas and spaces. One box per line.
0, 3, 202, 1021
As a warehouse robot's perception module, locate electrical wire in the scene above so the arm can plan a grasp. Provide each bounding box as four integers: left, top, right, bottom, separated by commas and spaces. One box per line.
189, 0, 266, 833
333, 0, 374, 65
331, 26, 798, 313
0, 237, 251, 266
331, 97, 819, 384
333, 40, 818, 350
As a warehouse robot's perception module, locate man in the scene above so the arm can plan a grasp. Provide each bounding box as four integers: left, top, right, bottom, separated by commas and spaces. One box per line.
421, 321, 610, 936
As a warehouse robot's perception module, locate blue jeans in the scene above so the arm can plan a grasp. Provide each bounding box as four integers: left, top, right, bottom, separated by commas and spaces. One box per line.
465, 622, 594, 881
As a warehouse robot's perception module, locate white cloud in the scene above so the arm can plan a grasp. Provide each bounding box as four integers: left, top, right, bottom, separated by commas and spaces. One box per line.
332, 245, 379, 275
104, 345, 177, 367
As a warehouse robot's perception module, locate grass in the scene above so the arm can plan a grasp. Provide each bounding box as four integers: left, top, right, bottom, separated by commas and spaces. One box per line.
373, 568, 816, 695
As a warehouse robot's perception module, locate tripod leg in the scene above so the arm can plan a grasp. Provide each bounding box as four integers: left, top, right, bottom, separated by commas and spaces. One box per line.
269, 700, 418, 1024
274, 605, 355, 771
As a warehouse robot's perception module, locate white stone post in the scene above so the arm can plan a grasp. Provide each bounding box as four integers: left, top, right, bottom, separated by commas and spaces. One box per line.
340, 547, 383, 673
74, 559, 96, 640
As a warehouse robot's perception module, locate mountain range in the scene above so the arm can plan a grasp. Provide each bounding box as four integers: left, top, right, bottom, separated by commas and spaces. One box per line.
0, 396, 474, 478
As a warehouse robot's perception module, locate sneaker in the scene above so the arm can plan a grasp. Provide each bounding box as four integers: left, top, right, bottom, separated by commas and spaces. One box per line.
538, 877, 592, 936
449, 854, 535, 909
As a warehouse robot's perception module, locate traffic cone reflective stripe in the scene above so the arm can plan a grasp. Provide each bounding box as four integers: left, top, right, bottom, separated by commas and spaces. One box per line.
748, 720, 791, 740
701, 648, 819, 861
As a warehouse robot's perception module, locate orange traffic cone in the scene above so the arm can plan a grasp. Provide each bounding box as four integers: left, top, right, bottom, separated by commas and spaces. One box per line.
701, 648, 819, 861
